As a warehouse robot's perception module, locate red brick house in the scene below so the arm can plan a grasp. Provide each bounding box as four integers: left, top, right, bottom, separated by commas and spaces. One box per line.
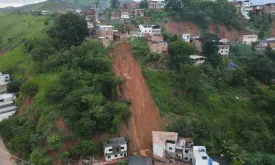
263, 3, 275, 14
147, 35, 168, 54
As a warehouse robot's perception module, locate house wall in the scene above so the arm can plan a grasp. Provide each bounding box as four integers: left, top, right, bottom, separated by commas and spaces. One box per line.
153, 143, 164, 158
0, 75, 10, 86
165, 142, 176, 153
194, 59, 206, 66
149, 42, 168, 54
148, 0, 165, 9
218, 45, 230, 57
242, 35, 257, 45
182, 33, 191, 43
263, 4, 275, 14
96, 27, 114, 41
0, 94, 14, 103
135, 9, 144, 16
121, 14, 130, 19
105, 152, 127, 161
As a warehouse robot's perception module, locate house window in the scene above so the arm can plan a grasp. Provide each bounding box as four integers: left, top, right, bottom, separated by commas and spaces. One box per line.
185, 157, 188, 160
115, 154, 117, 157
121, 146, 124, 149
109, 149, 112, 152
0, 99, 4, 102
185, 150, 189, 153
120, 154, 123, 156
169, 147, 172, 150
108, 156, 111, 158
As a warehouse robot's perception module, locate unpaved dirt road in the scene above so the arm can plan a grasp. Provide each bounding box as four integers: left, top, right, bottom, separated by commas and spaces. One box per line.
111, 42, 162, 153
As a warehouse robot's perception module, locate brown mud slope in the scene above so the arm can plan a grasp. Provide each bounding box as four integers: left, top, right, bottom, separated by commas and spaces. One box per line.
208, 24, 242, 43
163, 21, 200, 37
111, 42, 162, 153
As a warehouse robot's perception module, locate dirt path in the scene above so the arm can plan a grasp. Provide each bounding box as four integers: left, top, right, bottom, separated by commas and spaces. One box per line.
111, 42, 162, 153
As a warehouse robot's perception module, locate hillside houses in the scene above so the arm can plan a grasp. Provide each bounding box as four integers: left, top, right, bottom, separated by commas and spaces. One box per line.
103, 137, 127, 161
0, 73, 10, 92
189, 55, 207, 66
239, 34, 258, 45
0, 94, 17, 122
147, 36, 168, 54
152, 131, 219, 165
148, 0, 165, 9
218, 39, 230, 57
138, 24, 162, 36
235, 0, 252, 19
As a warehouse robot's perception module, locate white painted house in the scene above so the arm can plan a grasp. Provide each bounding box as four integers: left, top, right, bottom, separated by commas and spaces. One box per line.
152, 131, 193, 162
236, 0, 252, 19
138, 24, 161, 36
189, 55, 207, 66
218, 39, 230, 57
148, 0, 165, 9
182, 33, 191, 43
0, 94, 17, 122
103, 137, 127, 161
240, 34, 258, 45
121, 10, 130, 19
0, 73, 10, 86
192, 146, 219, 165
0, 94, 16, 103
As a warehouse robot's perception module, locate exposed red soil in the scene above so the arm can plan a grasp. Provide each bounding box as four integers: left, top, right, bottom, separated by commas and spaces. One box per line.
163, 21, 200, 37
17, 96, 32, 116
111, 42, 163, 153
0, 51, 6, 56
208, 24, 256, 43
56, 116, 71, 136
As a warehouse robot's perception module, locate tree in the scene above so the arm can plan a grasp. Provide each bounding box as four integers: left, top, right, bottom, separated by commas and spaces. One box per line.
168, 40, 195, 72
47, 133, 62, 150
165, 0, 185, 10
20, 81, 38, 96
74, 117, 96, 136
111, 0, 120, 9
231, 69, 246, 87
246, 55, 275, 83
117, 160, 127, 165
139, 0, 148, 9
30, 147, 52, 165
7, 80, 22, 93
69, 140, 98, 157
48, 13, 88, 48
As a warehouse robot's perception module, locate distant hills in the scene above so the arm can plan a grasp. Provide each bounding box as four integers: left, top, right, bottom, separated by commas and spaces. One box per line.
0, 0, 106, 13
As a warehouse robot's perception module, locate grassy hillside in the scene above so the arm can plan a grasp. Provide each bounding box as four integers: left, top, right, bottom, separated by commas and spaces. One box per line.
0, 13, 48, 50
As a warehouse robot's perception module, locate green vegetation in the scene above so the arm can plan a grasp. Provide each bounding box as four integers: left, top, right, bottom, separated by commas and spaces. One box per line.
166, 0, 245, 29
134, 37, 275, 164
69, 140, 98, 157
250, 14, 274, 39
0, 13, 130, 163
0, 13, 48, 50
